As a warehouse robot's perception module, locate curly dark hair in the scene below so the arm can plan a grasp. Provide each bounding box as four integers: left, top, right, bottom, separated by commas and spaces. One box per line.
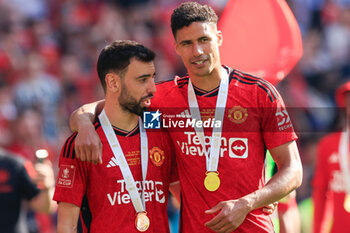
97, 40, 155, 91
171, 2, 218, 38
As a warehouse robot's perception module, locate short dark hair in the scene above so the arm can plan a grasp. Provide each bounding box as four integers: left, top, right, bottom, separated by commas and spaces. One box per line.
171, 2, 218, 37
97, 40, 155, 91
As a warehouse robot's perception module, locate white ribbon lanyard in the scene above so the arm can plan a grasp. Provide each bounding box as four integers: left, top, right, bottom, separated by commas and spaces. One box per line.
339, 130, 350, 194
99, 109, 148, 213
187, 67, 229, 172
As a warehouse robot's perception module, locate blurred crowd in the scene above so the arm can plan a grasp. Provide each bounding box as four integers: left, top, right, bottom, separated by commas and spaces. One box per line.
279, 0, 350, 204
0, 0, 350, 232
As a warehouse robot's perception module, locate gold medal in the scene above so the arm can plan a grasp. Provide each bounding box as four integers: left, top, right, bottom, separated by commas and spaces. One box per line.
135, 212, 150, 232
344, 194, 350, 213
204, 172, 220, 191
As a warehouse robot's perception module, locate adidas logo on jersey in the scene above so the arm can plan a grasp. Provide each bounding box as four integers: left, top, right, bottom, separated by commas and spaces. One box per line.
177, 109, 191, 118
106, 157, 119, 168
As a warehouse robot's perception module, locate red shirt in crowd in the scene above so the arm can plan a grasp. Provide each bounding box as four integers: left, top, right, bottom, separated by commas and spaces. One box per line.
313, 132, 350, 233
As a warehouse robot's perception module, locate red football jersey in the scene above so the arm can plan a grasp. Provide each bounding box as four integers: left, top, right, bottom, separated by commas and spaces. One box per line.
313, 132, 350, 233
150, 66, 297, 233
53, 119, 176, 233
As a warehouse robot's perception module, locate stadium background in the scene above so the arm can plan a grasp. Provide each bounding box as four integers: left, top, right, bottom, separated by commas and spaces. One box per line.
0, 0, 349, 232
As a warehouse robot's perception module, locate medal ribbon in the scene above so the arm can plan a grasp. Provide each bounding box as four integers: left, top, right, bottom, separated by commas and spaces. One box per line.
99, 109, 148, 213
339, 130, 350, 195
187, 67, 229, 172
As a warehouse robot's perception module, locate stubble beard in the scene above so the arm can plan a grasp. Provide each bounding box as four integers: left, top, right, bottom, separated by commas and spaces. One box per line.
119, 87, 148, 116
118, 88, 147, 116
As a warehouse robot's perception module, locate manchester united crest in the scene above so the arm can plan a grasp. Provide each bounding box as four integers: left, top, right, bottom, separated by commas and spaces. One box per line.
228, 106, 248, 124
149, 147, 165, 166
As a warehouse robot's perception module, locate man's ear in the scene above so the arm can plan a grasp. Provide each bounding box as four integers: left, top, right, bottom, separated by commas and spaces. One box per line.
174, 40, 181, 56
217, 30, 223, 47
105, 72, 120, 93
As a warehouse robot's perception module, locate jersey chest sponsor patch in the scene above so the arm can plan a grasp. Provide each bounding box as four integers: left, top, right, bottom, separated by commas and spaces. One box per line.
57, 164, 76, 188
229, 138, 248, 158
106, 179, 166, 206
176, 132, 249, 159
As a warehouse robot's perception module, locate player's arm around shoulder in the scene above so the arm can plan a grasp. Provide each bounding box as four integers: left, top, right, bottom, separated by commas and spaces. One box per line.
57, 202, 80, 233
69, 100, 105, 132
70, 100, 105, 164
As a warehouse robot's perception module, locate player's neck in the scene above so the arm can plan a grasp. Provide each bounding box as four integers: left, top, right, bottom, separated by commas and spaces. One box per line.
189, 67, 223, 92
104, 101, 139, 132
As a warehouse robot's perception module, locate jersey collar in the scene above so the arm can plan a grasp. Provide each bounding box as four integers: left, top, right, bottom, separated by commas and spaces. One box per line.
192, 66, 233, 97
96, 118, 139, 137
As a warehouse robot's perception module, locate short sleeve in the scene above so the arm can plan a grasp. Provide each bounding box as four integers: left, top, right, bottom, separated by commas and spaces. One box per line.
19, 161, 40, 201
53, 133, 88, 207
260, 88, 298, 149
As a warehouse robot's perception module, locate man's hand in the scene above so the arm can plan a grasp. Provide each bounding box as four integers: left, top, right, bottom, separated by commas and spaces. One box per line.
262, 202, 278, 215
69, 100, 105, 164
74, 122, 102, 164
30, 160, 56, 213
205, 199, 251, 233
34, 161, 55, 189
